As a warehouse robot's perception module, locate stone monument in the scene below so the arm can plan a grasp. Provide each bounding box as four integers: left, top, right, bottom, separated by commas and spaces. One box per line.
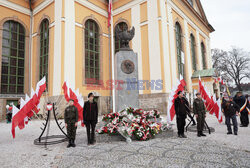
114, 26, 139, 112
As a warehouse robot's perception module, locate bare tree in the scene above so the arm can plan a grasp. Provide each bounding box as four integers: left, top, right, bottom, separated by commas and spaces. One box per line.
212, 47, 250, 91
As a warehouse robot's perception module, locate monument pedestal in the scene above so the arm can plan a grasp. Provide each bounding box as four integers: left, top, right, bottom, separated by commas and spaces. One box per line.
114, 50, 139, 112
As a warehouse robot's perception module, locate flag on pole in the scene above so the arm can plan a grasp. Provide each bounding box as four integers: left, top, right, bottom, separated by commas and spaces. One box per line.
108, 0, 112, 27
62, 82, 85, 127
167, 75, 186, 122
11, 77, 46, 138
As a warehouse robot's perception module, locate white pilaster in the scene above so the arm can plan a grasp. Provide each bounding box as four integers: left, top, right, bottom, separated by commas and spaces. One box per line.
147, 0, 162, 93
184, 19, 192, 92
167, 5, 178, 86
131, 4, 143, 94
53, 0, 62, 95
64, 0, 75, 88
206, 37, 212, 69
160, 0, 171, 92
196, 30, 202, 70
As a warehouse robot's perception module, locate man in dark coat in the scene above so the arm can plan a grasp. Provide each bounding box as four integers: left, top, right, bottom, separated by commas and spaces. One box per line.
222, 96, 239, 135
64, 99, 78, 148
234, 92, 249, 127
174, 91, 188, 138
193, 93, 206, 137
83, 92, 98, 145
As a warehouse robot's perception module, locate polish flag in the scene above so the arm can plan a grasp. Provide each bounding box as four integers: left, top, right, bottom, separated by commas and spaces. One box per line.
11, 77, 46, 138
62, 82, 85, 126
217, 76, 224, 85
108, 0, 112, 27
167, 75, 186, 122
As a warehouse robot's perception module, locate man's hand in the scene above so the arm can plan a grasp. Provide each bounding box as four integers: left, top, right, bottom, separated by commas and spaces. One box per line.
195, 114, 198, 118
65, 123, 67, 128
75, 122, 78, 127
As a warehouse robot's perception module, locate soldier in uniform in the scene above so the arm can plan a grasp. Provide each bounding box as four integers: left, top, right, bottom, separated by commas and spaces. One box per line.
64, 99, 78, 148
193, 93, 207, 137
174, 91, 189, 138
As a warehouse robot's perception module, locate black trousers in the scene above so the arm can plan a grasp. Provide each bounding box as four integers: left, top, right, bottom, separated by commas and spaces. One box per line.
226, 115, 238, 134
240, 110, 249, 126
85, 120, 96, 143
196, 113, 205, 132
176, 116, 186, 135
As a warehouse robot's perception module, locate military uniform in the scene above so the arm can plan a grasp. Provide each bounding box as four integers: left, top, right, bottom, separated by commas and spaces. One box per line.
193, 98, 206, 136
64, 105, 78, 147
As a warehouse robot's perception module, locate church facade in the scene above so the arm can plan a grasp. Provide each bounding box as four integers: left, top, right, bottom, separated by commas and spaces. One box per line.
0, 0, 217, 120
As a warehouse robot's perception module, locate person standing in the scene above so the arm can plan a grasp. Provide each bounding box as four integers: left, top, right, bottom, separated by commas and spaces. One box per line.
64, 99, 78, 148
234, 92, 249, 127
222, 96, 239, 135
83, 93, 98, 145
193, 93, 207, 137
174, 91, 188, 138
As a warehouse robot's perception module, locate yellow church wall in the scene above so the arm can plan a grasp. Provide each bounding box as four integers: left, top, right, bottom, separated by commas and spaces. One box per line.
32, 0, 45, 9
0, 6, 30, 26
157, 0, 161, 17
33, 2, 55, 34
7, 0, 30, 9
74, 2, 110, 96
48, 26, 54, 96
171, 0, 210, 37
158, 20, 166, 93
61, 21, 65, 92
113, 9, 131, 28
62, 0, 65, 17
141, 25, 151, 94
140, 2, 147, 23
167, 25, 173, 89
87, 0, 107, 11
188, 23, 198, 73
113, 0, 134, 10
31, 2, 55, 96
75, 2, 109, 34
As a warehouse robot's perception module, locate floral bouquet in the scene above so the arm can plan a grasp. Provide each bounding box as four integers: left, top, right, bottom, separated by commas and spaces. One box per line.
97, 107, 164, 141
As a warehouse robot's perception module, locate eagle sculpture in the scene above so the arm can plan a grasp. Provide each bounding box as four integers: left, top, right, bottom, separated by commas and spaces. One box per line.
115, 26, 135, 50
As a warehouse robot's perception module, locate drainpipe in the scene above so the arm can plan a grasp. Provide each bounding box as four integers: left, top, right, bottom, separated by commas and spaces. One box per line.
28, 0, 33, 94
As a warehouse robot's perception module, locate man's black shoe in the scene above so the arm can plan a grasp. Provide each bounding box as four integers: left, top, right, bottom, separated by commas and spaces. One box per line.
181, 134, 187, 138
227, 132, 233, 135
200, 132, 206, 136
71, 140, 76, 147
234, 132, 238, 135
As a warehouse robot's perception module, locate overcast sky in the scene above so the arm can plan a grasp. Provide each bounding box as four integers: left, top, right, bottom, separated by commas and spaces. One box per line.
200, 0, 250, 52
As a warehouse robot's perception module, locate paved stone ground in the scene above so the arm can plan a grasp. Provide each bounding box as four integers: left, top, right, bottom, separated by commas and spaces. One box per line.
0, 115, 250, 168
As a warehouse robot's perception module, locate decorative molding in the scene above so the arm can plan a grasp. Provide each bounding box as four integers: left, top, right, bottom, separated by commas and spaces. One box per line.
33, 0, 54, 15
102, 33, 109, 38
167, 0, 209, 39
113, 0, 146, 15
32, 32, 38, 37
140, 21, 148, 27
75, 0, 108, 17
75, 22, 83, 28
0, 0, 31, 15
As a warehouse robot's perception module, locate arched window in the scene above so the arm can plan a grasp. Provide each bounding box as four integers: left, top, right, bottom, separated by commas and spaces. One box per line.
1, 20, 25, 94
187, 0, 193, 6
175, 22, 183, 76
201, 42, 206, 69
85, 19, 100, 84
39, 19, 49, 84
190, 34, 197, 71
114, 22, 128, 53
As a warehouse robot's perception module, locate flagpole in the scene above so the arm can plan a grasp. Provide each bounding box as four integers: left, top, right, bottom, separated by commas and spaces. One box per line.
110, 0, 116, 112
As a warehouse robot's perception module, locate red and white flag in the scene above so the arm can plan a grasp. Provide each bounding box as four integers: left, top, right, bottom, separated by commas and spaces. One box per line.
108, 0, 112, 27
167, 75, 186, 122
62, 81, 85, 127
11, 77, 46, 138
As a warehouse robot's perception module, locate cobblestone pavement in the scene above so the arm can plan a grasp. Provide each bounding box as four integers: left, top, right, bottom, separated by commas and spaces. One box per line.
0, 115, 250, 168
